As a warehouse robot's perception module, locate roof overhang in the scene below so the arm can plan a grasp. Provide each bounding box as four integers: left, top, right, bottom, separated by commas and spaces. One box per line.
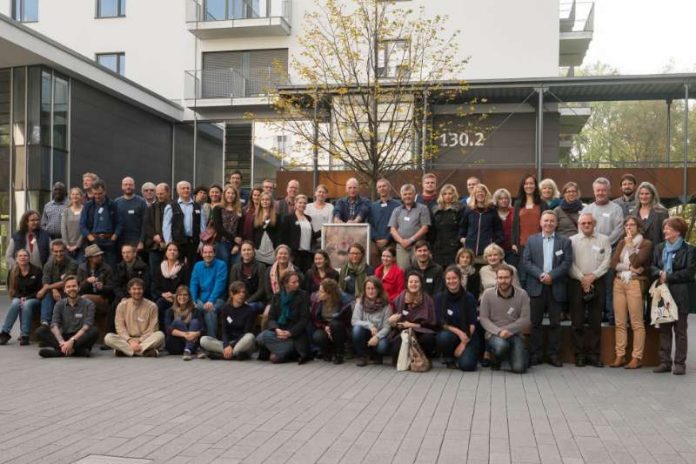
0, 13, 183, 122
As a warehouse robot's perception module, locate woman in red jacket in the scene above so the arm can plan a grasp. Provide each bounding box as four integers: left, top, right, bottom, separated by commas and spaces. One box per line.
373, 247, 405, 304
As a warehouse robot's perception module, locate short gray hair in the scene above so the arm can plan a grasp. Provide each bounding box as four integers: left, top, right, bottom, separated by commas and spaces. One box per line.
593, 177, 611, 189
400, 184, 416, 195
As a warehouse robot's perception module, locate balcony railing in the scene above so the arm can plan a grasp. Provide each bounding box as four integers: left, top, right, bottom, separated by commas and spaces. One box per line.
559, 0, 595, 33
184, 67, 289, 100
186, 0, 292, 38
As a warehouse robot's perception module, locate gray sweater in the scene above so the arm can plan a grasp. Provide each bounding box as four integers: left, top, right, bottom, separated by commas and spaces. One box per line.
479, 287, 531, 338
351, 300, 391, 339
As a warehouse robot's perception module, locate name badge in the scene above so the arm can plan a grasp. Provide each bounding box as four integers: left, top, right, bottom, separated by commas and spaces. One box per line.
507, 307, 515, 315
226, 316, 233, 324
602, 212, 610, 218
381, 203, 387, 208
402, 310, 409, 316
75, 313, 83, 319
592, 245, 601, 252
73, 211, 80, 216
344, 276, 351, 281
295, 221, 299, 226
404, 216, 411, 221
128, 210, 135, 215
98, 207, 104, 214
137, 317, 145, 322
426, 277, 433, 283
555, 250, 564, 256
447, 309, 454, 316
241, 199, 247, 204
195, 210, 200, 214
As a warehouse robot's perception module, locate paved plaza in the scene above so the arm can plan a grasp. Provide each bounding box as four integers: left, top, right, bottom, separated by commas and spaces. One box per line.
1, 298, 696, 464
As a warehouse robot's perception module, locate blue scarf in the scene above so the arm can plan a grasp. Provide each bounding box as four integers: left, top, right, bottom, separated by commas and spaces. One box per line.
278, 290, 295, 326
662, 238, 684, 274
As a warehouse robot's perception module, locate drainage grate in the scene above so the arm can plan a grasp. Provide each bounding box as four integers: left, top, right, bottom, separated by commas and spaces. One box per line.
73, 456, 153, 464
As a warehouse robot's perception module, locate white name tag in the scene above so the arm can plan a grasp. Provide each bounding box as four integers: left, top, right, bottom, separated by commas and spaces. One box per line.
128, 210, 135, 214
602, 212, 610, 218
447, 309, 454, 316
75, 313, 83, 318
426, 277, 433, 283
592, 245, 601, 252
555, 250, 564, 256
381, 203, 387, 208
344, 276, 351, 281
195, 210, 200, 214
404, 216, 411, 221
507, 307, 515, 315
226, 316, 233, 324
98, 207, 104, 214
402, 310, 409, 316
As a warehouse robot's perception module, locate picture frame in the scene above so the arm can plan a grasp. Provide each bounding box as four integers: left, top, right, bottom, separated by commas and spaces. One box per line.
321, 223, 371, 270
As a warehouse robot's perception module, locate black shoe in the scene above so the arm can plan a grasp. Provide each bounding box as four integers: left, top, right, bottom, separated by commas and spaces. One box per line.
586, 357, 604, 368
0, 332, 10, 345
39, 348, 62, 358
322, 352, 332, 362
297, 355, 312, 365
490, 361, 501, 371
257, 347, 270, 361
333, 355, 344, 365
530, 355, 543, 366
653, 364, 672, 373
19, 336, 30, 346
575, 355, 586, 367
371, 355, 383, 365
74, 348, 92, 358
99, 344, 111, 351
548, 356, 563, 367
356, 357, 367, 367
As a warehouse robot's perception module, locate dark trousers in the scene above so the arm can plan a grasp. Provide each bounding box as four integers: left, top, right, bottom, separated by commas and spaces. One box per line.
436, 331, 479, 371
568, 278, 605, 358
92, 237, 118, 269
156, 297, 172, 332
530, 286, 563, 359
179, 240, 199, 268
660, 316, 688, 367
148, 249, 164, 279
488, 334, 528, 373
351, 326, 390, 358
165, 318, 202, 355
312, 320, 347, 357
293, 250, 313, 274
390, 331, 436, 358
34, 325, 100, 354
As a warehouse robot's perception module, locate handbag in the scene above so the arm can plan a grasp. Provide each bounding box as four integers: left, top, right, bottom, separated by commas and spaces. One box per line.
199, 220, 217, 244
407, 328, 431, 373
396, 330, 410, 371
649, 280, 679, 327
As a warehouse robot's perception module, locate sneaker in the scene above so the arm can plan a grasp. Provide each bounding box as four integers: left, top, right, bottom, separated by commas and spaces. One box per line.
356, 357, 367, 367
19, 336, 30, 346
143, 349, 159, 358
333, 355, 344, 365
182, 349, 192, 361
0, 332, 10, 345
196, 352, 207, 359
39, 348, 62, 358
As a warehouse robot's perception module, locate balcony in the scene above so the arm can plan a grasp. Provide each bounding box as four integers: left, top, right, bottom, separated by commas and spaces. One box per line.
559, 0, 594, 67
184, 67, 289, 106
186, 0, 292, 39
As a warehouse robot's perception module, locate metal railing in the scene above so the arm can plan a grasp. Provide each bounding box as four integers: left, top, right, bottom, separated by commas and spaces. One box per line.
186, 0, 291, 23
559, 0, 595, 33
184, 67, 289, 99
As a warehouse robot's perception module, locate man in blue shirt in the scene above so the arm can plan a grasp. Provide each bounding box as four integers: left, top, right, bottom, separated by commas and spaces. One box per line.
190, 244, 228, 338
115, 177, 147, 253
163, 181, 204, 267
80, 179, 121, 269
368, 178, 400, 264
333, 177, 370, 223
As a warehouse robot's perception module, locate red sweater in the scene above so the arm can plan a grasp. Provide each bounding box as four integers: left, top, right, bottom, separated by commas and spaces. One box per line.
374, 264, 405, 303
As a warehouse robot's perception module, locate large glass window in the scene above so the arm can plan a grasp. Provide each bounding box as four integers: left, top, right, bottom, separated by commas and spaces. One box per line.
97, 0, 126, 18
96, 53, 126, 76
205, 0, 259, 20
12, 0, 38, 22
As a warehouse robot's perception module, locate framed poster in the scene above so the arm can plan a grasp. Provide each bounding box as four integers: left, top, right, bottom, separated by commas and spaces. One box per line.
321, 223, 371, 269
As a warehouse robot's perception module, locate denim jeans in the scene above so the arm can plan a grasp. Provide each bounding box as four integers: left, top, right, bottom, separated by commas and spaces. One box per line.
488, 334, 528, 373
436, 330, 479, 371
156, 297, 173, 332
2, 298, 41, 337
256, 329, 296, 361
195, 299, 226, 338
215, 241, 232, 268
351, 326, 390, 358
148, 250, 163, 279
166, 318, 202, 354
40, 294, 58, 324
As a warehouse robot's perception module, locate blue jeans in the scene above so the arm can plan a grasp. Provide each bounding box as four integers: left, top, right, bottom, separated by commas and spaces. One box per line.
195, 299, 225, 338
436, 330, 479, 371
2, 298, 41, 337
351, 325, 391, 358
256, 329, 296, 361
215, 241, 240, 268
40, 294, 58, 324
488, 334, 528, 373
166, 318, 202, 354
149, 250, 163, 279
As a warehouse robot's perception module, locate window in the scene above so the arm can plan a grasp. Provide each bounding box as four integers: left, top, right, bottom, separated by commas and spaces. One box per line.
12, 0, 38, 22
205, 0, 260, 20
377, 39, 410, 79
97, 0, 126, 18
96, 53, 126, 75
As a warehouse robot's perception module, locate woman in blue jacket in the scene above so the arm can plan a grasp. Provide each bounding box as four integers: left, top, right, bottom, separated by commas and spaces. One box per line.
459, 184, 503, 264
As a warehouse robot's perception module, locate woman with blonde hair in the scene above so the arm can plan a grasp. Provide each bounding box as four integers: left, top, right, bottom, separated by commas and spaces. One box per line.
164, 285, 203, 360
211, 184, 243, 267
633, 181, 669, 245
479, 243, 521, 292
432, 183, 464, 266
253, 191, 280, 265
539, 178, 561, 209
61, 187, 84, 261
460, 184, 503, 263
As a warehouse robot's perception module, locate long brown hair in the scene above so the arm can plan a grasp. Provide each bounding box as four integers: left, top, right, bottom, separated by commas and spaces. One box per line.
319, 278, 342, 318
254, 191, 277, 227
8, 249, 31, 298
171, 285, 195, 323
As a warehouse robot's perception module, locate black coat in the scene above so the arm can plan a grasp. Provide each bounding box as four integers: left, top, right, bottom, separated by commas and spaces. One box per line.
151, 262, 190, 301
229, 260, 267, 304
651, 241, 696, 314
431, 205, 463, 267
279, 213, 318, 251
114, 257, 150, 301
252, 218, 280, 250
267, 289, 311, 357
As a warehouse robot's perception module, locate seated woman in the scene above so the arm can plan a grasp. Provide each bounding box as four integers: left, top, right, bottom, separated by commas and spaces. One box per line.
229, 241, 267, 314
304, 250, 339, 296
256, 271, 311, 364
164, 285, 203, 360
266, 244, 303, 298
151, 242, 189, 331
338, 243, 373, 299
373, 247, 404, 304
200, 282, 257, 360
455, 248, 481, 300
352, 276, 392, 366
310, 278, 353, 364
387, 270, 438, 362
0, 249, 43, 346
479, 243, 521, 292
435, 266, 479, 371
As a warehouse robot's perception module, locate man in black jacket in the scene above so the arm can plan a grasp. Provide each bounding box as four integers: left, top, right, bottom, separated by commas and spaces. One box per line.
143, 183, 171, 277
408, 240, 444, 296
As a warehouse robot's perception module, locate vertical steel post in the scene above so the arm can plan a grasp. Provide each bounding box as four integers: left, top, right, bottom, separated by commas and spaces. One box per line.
313, 94, 319, 192
535, 87, 544, 180
684, 84, 690, 203
666, 99, 672, 164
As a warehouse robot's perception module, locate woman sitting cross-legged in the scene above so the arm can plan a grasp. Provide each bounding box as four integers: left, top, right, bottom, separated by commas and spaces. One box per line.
310, 278, 353, 364
435, 265, 479, 371
256, 271, 311, 364
164, 285, 203, 361
200, 282, 257, 360
351, 276, 392, 366
151, 242, 189, 332
387, 270, 438, 363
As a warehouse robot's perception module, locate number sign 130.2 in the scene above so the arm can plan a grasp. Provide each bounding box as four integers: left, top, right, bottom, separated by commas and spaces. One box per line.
438, 132, 485, 148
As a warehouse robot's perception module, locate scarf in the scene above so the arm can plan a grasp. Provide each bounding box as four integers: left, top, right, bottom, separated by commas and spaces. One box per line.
362, 295, 386, 314
404, 290, 423, 308
339, 260, 367, 293
161, 260, 183, 279
458, 264, 475, 288
269, 262, 294, 294
619, 234, 643, 283
278, 290, 294, 326
663, 237, 684, 274
560, 199, 583, 214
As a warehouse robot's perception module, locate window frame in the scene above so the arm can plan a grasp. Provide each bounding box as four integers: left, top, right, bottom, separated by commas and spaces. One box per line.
12, 0, 39, 23
376, 39, 410, 79
96, 52, 126, 76
96, 0, 126, 19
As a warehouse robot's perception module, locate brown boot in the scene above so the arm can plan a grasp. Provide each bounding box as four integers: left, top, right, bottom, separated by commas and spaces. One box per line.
609, 356, 626, 368
624, 358, 642, 369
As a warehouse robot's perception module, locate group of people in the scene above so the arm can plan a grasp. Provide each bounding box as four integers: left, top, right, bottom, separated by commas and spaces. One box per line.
2, 170, 693, 375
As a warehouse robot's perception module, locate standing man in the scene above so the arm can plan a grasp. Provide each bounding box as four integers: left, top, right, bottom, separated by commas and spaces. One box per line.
275, 179, 299, 216
389, 184, 431, 270
368, 178, 400, 265
190, 243, 228, 338
141, 182, 157, 207
82, 172, 98, 203
80, 179, 121, 268
613, 173, 637, 217
163, 181, 204, 266
416, 173, 438, 211
262, 179, 275, 197
37, 240, 77, 326
41, 182, 68, 240
479, 265, 531, 373
143, 183, 170, 276
583, 177, 624, 324
522, 210, 573, 367
229, 171, 250, 207
34, 275, 100, 358
407, 240, 444, 296
333, 178, 370, 224
460, 176, 480, 206
569, 213, 611, 367
115, 176, 147, 252
104, 278, 164, 357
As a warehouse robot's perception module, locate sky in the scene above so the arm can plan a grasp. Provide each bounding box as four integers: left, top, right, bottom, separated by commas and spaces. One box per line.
583, 0, 696, 74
